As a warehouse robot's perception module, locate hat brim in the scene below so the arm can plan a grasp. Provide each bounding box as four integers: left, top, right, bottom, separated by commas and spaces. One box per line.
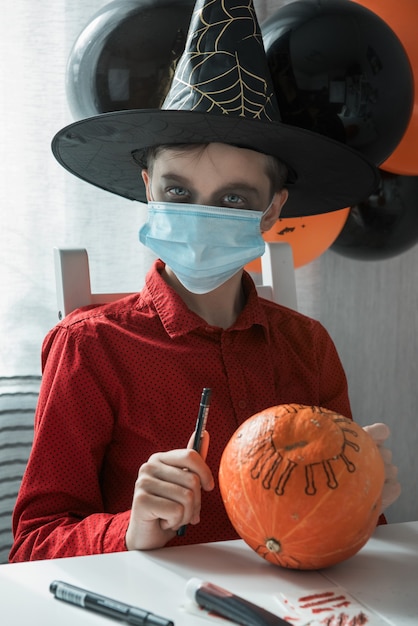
52, 109, 379, 218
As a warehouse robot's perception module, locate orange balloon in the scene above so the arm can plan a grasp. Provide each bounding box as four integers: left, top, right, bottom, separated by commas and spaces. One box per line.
352, 0, 418, 175
246, 207, 350, 272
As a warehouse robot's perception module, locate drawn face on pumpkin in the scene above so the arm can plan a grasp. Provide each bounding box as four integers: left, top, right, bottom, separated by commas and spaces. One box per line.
219, 403, 385, 570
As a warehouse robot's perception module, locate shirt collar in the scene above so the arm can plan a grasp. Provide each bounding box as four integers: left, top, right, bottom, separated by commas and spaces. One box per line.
142, 260, 270, 339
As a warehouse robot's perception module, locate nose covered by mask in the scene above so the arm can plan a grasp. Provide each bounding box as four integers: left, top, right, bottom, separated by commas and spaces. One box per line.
139, 201, 270, 294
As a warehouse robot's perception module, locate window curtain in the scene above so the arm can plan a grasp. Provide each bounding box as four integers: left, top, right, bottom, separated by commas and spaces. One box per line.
0, 0, 157, 379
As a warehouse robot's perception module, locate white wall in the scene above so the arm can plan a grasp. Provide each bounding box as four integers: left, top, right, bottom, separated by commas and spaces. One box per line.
0, 0, 155, 376
298, 248, 418, 523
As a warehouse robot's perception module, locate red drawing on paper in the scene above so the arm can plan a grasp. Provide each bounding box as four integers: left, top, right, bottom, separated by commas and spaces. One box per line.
296, 591, 369, 625
277, 589, 370, 625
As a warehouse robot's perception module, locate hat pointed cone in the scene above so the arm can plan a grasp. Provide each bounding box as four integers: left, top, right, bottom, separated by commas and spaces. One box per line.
163, 0, 281, 121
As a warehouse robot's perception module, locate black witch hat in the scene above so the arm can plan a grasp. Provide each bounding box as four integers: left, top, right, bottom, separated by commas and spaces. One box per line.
52, 0, 379, 217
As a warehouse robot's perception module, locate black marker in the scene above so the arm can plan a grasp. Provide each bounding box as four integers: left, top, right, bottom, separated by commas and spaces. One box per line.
177, 387, 212, 537
186, 578, 292, 626
50, 580, 174, 626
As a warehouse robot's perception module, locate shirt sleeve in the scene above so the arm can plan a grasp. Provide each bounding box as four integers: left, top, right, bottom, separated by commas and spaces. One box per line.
315, 321, 353, 419
10, 323, 131, 562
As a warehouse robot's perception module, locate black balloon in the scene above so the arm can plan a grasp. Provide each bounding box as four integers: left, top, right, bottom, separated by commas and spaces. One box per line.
66, 0, 195, 119
330, 172, 418, 260
262, 0, 413, 166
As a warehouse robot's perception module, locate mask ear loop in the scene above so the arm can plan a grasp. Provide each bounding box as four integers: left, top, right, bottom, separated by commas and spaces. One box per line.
148, 180, 154, 203
262, 197, 275, 217
143, 171, 154, 202
260, 195, 280, 233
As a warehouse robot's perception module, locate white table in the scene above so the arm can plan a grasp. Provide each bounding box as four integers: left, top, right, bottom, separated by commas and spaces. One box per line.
0, 522, 416, 625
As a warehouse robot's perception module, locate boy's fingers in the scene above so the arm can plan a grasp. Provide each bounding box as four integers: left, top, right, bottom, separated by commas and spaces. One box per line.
363, 422, 391, 444
187, 429, 210, 459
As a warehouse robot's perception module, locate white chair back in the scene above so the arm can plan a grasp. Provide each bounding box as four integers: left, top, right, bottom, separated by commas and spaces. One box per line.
54, 242, 297, 319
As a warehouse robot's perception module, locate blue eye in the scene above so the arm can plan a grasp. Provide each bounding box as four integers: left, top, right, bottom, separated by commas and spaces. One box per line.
170, 187, 187, 195
223, 194, 248, 208
226, 194, 241, 203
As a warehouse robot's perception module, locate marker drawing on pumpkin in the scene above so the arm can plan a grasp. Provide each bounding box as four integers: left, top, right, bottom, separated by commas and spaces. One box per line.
247, 412, 360, 498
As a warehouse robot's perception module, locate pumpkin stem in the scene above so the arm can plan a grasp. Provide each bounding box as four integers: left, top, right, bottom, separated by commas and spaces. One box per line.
284, 440, 307, 451
265, 538, 281, 553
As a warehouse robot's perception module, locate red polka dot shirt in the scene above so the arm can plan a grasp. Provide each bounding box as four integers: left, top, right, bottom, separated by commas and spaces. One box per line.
11, 260, 355, 562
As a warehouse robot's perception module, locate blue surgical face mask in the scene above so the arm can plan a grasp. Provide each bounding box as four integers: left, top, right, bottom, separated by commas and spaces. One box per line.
139, 201, 271, 294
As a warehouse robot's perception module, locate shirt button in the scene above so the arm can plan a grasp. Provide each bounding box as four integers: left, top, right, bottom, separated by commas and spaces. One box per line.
238, 400, 247, 409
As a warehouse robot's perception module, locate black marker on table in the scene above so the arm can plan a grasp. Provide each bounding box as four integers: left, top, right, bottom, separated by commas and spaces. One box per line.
186, 578, 292, 626
177, 387, 212, 537
50, 580, 174, 626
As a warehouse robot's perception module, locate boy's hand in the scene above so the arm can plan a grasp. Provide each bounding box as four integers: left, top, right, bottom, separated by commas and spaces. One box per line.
363, 422, 401, 511
125, 431, 213, 551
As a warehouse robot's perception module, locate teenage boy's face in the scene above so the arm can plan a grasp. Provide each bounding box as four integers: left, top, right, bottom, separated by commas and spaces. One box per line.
141, 142, 288, 228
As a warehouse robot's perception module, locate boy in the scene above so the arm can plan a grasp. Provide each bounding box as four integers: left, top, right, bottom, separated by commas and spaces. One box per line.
10, 0, 399, 561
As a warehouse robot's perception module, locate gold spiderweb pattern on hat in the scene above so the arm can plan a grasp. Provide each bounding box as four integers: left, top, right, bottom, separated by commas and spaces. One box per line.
163, 0, 280, 121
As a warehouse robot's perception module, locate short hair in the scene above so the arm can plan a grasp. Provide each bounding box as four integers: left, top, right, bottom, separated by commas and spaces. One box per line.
263, 152, 289, 192
133, 143, 289, 192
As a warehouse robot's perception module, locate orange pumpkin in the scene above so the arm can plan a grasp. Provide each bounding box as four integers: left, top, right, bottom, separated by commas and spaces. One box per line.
218, 404, 385, 570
